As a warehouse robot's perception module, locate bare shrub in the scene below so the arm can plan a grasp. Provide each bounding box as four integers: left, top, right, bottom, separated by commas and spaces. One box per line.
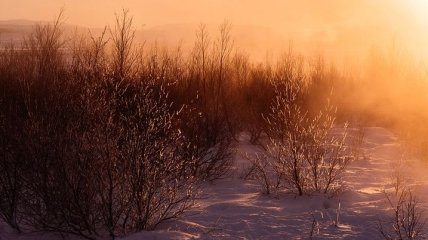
262, 52, 350, 196
87, 76, 198, 238
0, 112, 24, 233
241, 63, 274, 144
18, 106, 100, 239
348, 122, 366, 161
0, 45, 30, 233
378, 189, 426, 240
243, 152, 281, 195
82, 11, 198, 237
176, 22, 235, 181
110, 9, 137, 80
309, 212, 321, 239
389, 151, 410, 196
180, 108, 233, 181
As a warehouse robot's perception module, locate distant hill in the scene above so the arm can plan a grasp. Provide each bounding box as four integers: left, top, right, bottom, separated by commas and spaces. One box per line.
0, 20, 34, 44
0, 19, 286, 61
3, 19, 419, 62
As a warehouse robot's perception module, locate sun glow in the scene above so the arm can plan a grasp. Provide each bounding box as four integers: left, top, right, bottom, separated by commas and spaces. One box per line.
405, 0, 428, 22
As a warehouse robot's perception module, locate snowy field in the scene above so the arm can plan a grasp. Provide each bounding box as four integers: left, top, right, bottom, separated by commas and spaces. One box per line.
1, 127, 428, 239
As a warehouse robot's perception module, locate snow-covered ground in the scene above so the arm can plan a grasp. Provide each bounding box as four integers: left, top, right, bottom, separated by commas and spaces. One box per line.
2, 127, 428, 239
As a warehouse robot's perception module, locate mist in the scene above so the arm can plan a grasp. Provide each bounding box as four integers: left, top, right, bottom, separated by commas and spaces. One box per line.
2, 0, 428, 61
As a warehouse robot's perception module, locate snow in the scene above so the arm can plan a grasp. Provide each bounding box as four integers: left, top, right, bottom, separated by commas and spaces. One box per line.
1, 127, 428, 239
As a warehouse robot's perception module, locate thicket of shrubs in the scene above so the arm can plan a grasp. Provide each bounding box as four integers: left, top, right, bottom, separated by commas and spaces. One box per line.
0, 11, 233, 239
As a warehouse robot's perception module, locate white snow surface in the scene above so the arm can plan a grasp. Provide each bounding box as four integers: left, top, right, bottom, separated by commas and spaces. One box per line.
1, 127, 428, 239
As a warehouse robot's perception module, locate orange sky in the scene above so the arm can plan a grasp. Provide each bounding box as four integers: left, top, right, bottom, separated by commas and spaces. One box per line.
1, 0, 427, 60
0, 0, 424, 28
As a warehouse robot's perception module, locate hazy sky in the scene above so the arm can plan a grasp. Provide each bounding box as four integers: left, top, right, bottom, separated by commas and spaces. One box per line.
1, 0, 428, 60
0, 0, 425, 29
